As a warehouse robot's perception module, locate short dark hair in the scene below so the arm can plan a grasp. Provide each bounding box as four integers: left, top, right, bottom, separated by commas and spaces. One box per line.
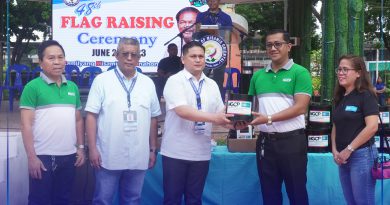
182, 41, 205, 56
176, 7, 200, 22
266, 29, 290, 43
167, 43, 178, 50
38, 40, 65, 61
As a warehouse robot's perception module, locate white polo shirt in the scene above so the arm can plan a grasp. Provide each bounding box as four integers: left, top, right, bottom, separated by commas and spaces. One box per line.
161, 69, 224, 161
85, 67, 161, 170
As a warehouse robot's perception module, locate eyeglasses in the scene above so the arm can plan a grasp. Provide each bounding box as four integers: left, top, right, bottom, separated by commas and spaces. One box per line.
119, 52, 140, 59
265, 41, 288, 49
335, 67, 356, 75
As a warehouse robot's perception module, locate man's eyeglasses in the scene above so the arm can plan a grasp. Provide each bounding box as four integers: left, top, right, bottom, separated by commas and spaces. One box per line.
119, 52, 140, 59
265, 41, 288, 49
335, 67, 356, 75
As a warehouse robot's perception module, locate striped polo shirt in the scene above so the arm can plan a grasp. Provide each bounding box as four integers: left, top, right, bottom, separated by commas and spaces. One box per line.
248, 59, 312, 132
20, 73, 81, 155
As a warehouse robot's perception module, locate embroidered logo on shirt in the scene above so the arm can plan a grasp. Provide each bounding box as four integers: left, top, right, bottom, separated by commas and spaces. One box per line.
282, 78, 292, 82
68, 92, 75, 96
345, 105, 358, 112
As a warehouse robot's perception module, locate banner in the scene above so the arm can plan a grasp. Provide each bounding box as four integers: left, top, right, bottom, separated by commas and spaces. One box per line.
53, 0, 207, 72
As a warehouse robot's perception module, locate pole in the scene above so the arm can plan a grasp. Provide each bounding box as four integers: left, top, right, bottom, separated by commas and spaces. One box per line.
6, 0, 11, 204
376, 49, 379, 81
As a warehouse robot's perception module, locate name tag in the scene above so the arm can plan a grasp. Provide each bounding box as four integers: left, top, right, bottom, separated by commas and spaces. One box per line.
123, 110, 137, 132
194, 122, 206, 135
345, 106, 358, 112
68, 92, 75, 96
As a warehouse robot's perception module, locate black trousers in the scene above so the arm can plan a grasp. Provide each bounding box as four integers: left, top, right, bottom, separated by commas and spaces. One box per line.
162, 156, 210, 205
256, 129, 309, 205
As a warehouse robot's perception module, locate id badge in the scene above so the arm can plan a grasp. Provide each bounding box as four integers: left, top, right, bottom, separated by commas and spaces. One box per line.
194, 122, 206, 135
123, 110, 138, 132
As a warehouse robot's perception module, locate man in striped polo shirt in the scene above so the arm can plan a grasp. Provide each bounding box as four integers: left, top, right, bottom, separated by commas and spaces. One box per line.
20, 40, 85, 205
249, 29, 312, 205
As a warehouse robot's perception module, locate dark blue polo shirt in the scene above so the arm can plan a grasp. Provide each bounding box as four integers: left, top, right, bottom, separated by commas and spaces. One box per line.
196, 9, 232, 28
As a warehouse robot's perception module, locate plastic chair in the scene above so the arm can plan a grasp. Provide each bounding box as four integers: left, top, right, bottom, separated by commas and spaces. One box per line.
0, 64, 30, 111
79, 66, 102, 88
30, 66, 43, 80
223, 67, 241, 95
65, 65, 81, 85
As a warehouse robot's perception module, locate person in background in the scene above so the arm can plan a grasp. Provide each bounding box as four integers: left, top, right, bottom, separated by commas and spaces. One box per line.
375, 76, 386, 106
332, 55, 378, 205
161, 41, 232, 205
20, 40, 85, 205
85, 37, 161, 205
249, 29, 312, 205
195, 0, 233, 97
155, 43, 183, 99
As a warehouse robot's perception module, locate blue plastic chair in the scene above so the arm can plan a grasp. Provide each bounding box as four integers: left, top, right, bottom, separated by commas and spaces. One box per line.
65, 65, 81, 85
0, 64, 30, 111
223, 67, 241, 96
30, 66, 43, 80
79, 66, 102, 88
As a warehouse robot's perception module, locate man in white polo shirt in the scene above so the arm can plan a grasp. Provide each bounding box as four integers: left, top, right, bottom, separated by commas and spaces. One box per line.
161, 41, 232, 205
85, 37, 161, 205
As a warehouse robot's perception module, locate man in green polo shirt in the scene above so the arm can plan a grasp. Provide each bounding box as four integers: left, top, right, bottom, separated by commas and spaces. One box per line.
20, 40, 85, 205
249, 29, 312, 205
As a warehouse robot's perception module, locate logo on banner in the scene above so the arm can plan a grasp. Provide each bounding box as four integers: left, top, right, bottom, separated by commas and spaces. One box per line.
200, 35, 227, 69
189, 0, 207, 7
64, 0, 80, 7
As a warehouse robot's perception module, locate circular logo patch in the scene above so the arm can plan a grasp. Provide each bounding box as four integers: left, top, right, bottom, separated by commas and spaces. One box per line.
200, 35, 228, 69
63, 0, 80, 7
189, 0, 207, 7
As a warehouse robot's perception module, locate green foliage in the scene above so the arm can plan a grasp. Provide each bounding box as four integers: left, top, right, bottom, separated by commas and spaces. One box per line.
4, 0, 51, 65
365, 0, 390, 54
312, 76, 321, 91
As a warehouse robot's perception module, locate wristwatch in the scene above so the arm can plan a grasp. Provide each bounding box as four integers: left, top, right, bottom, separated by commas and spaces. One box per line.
347, 145, 355, 152
76, 144, 85, 149
266, 115, 273, 125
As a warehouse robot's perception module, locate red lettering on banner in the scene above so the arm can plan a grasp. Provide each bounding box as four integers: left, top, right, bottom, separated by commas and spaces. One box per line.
61, 16, 102, 28
62, 16, 174, 29
164, 17, 174, 28
118, 17, 130, 28
107, 16, 117, 28
136, 17, 145, 28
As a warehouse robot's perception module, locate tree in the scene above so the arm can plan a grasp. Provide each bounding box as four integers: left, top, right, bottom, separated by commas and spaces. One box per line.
6, 0, 51, 65
235, 1, 321, 57
365, 0, 390, 55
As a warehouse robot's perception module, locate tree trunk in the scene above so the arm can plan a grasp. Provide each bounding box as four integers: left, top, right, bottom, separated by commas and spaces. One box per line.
334, 0, 348, 61
348, 0, 363, 56
321, 0, 335, 101
288, 0, 312, 70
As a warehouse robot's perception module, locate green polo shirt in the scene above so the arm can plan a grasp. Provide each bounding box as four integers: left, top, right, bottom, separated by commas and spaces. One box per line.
20, 73, 81, 155
248, 60, 312, 132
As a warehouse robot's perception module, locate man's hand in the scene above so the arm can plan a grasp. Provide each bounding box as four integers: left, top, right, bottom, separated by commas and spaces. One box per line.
212, 112, 233, 125
89, 147, 102, 169
74, 149, 86, 167
250, 112, 267, 125
28, 156, 47, 179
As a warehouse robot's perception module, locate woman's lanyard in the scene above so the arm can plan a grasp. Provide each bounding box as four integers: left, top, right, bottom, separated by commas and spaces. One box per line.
189, 78, 204, 110
114, 68, 137, 110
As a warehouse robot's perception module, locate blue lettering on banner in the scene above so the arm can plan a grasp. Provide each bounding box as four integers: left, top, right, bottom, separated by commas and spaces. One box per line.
77, 33, 157, 48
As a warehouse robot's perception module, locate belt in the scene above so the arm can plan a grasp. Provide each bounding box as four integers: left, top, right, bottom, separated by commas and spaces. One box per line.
260, 129, 305, 141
